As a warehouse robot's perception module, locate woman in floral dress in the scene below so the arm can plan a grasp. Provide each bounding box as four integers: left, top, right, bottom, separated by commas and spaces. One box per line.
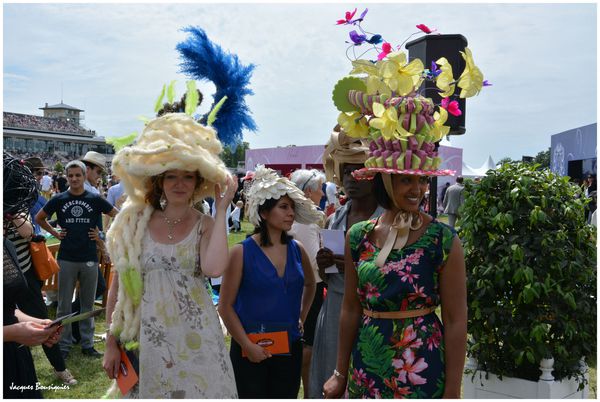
323, 172, 467, 399
102, 113, 238, 398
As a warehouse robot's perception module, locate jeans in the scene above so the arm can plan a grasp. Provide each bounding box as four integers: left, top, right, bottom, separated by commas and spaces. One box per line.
57, 260, 98, 352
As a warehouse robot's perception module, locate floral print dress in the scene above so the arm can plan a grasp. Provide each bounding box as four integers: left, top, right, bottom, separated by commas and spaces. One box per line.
346, 219, 455, 399
133, 218, 237, 398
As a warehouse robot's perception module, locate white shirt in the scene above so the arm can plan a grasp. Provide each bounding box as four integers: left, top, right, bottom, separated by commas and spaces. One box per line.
231, 206, 241, 222
289, 221, 322, 283
212, 202, 231, 235
325, 181, 340, 208
41, 175, 53, 191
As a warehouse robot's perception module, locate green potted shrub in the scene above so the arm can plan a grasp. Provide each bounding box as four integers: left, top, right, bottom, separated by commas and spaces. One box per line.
459, 163, 596, 398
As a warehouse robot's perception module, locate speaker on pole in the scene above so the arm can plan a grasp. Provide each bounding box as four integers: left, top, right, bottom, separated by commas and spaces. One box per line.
406, 34, 468, 135
406, 34, 468, 217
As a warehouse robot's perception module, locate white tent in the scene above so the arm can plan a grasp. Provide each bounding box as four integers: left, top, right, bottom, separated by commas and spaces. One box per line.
462, 155, 496, 178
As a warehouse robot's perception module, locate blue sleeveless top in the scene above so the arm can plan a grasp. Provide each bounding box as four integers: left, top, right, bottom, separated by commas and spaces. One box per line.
234, 237, 305, 342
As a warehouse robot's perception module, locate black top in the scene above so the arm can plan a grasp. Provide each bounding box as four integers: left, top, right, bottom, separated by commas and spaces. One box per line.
42, 190, 113, 262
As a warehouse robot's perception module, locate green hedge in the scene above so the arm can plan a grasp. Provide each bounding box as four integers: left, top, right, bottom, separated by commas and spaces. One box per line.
460, 163, 596, 385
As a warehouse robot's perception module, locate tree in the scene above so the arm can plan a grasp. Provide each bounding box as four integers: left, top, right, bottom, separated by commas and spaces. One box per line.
54, 161, 64, 173
220, 141, 250, 168
497, 157, 514, 167
533, 148, 550, 169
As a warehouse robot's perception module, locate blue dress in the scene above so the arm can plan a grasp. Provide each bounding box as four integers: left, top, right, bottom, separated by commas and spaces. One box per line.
234, 237, 304, 341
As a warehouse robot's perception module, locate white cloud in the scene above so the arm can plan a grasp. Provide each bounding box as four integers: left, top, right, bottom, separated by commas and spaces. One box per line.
3, 2, 596, 166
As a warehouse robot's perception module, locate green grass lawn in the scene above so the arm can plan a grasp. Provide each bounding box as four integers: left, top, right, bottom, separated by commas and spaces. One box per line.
31, 216, 596, 398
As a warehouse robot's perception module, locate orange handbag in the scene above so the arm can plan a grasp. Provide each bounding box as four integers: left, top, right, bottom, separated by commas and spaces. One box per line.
29, 236, 60, 281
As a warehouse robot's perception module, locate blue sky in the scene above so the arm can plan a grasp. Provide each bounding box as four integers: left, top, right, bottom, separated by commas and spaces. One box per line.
3, 2, 597, 167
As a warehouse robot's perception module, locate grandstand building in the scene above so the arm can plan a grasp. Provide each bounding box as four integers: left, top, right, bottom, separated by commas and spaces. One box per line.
3, 102, 114, 162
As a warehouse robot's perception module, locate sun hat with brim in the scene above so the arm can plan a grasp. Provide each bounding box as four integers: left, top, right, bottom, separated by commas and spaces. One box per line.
246, 165, 324, 227
23, 157, 47, 171
81, 151, 107, 172
323, 128, 370, 188
110, 113, 231, 205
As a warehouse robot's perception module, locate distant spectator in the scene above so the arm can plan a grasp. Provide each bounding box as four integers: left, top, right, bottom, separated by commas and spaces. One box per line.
439, 182, 450, 211
81, 151, 106, 196
324, 181, 339, 216
41, 172, 53, 199
230, 200, 244, 232
443, 176, 465, 228
54, 171, 68, 193
3, 112, 95, 136
22, 157, 48, 235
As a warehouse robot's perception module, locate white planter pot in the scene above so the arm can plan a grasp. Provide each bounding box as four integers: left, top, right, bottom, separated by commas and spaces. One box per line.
463, 357, 589, 399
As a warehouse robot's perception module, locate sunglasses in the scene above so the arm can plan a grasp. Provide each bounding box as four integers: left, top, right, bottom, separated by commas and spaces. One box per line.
299, 172, 318, 191
34, 170, 44, 176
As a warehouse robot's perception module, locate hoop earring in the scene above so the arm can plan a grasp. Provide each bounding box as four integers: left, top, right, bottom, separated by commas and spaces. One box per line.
159, 192, 168, 210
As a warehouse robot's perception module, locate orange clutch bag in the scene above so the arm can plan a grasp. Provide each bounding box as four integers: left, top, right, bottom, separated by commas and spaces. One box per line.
242, 331, 290, 357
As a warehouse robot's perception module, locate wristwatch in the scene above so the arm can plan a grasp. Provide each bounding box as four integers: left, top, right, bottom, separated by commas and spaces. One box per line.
98, 231, 106, 241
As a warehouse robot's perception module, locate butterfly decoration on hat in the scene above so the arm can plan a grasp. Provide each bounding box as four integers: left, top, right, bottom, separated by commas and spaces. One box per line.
332, 9, 491, 180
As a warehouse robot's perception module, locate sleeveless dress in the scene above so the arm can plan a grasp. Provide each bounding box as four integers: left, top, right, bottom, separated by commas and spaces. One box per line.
132, 218, 237, 398
308, 201, 385, 398
346, 219, 455, 399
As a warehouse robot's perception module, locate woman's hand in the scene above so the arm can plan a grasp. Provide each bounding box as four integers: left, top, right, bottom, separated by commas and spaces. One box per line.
322, 374, 346, 398
244, 343, 272, 363
6, 321, 57, 346
88, 227, 100, 241
102, 335, 122, 379
214, 175, 238, 212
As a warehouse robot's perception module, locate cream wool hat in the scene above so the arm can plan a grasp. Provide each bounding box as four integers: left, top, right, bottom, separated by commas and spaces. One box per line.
246, 165, 324, 227
323, 127, 370, 188
110, 113, 231, 205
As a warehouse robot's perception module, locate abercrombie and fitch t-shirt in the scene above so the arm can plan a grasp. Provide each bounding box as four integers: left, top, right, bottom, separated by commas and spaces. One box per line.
42, 190, 113, 262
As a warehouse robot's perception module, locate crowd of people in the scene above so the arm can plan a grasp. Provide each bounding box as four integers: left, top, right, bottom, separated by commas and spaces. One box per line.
3, 18, 595, 401
4, 112, 96, 136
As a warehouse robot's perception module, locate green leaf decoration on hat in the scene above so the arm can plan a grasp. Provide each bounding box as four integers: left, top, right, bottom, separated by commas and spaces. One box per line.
106, 132, 138, 152
332, 76, 367, 113
121, 268, 142, 306
154, 84, 166, 113
185, 80, 199, 116
167, 80, 177, 104
207, 95, 228, 126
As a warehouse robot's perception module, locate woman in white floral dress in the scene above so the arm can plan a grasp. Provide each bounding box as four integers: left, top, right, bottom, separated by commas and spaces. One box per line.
102, 113, 238, 398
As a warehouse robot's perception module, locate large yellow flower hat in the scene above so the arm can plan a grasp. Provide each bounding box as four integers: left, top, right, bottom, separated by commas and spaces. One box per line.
331, 9, 490, 180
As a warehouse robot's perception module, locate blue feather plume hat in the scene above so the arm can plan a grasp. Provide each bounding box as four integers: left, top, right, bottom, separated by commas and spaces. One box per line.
177, 26, 257, 149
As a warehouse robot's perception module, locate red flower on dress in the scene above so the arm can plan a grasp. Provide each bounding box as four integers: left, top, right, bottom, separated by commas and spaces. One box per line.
394, 349, 429, 385
427, 321, 442, 351
351, 368, 368, 387
408, 284, 427, 301
392, 324, 423, 350
384, 376, 412, 398
364, 282, 381, 300
398, 265, 420, 284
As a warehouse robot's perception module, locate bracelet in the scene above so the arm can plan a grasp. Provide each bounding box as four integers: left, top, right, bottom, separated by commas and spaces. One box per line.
333, 369, 346, 379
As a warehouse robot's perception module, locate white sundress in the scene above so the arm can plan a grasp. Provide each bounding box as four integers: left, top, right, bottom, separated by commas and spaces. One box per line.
133, 218, 237, 398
